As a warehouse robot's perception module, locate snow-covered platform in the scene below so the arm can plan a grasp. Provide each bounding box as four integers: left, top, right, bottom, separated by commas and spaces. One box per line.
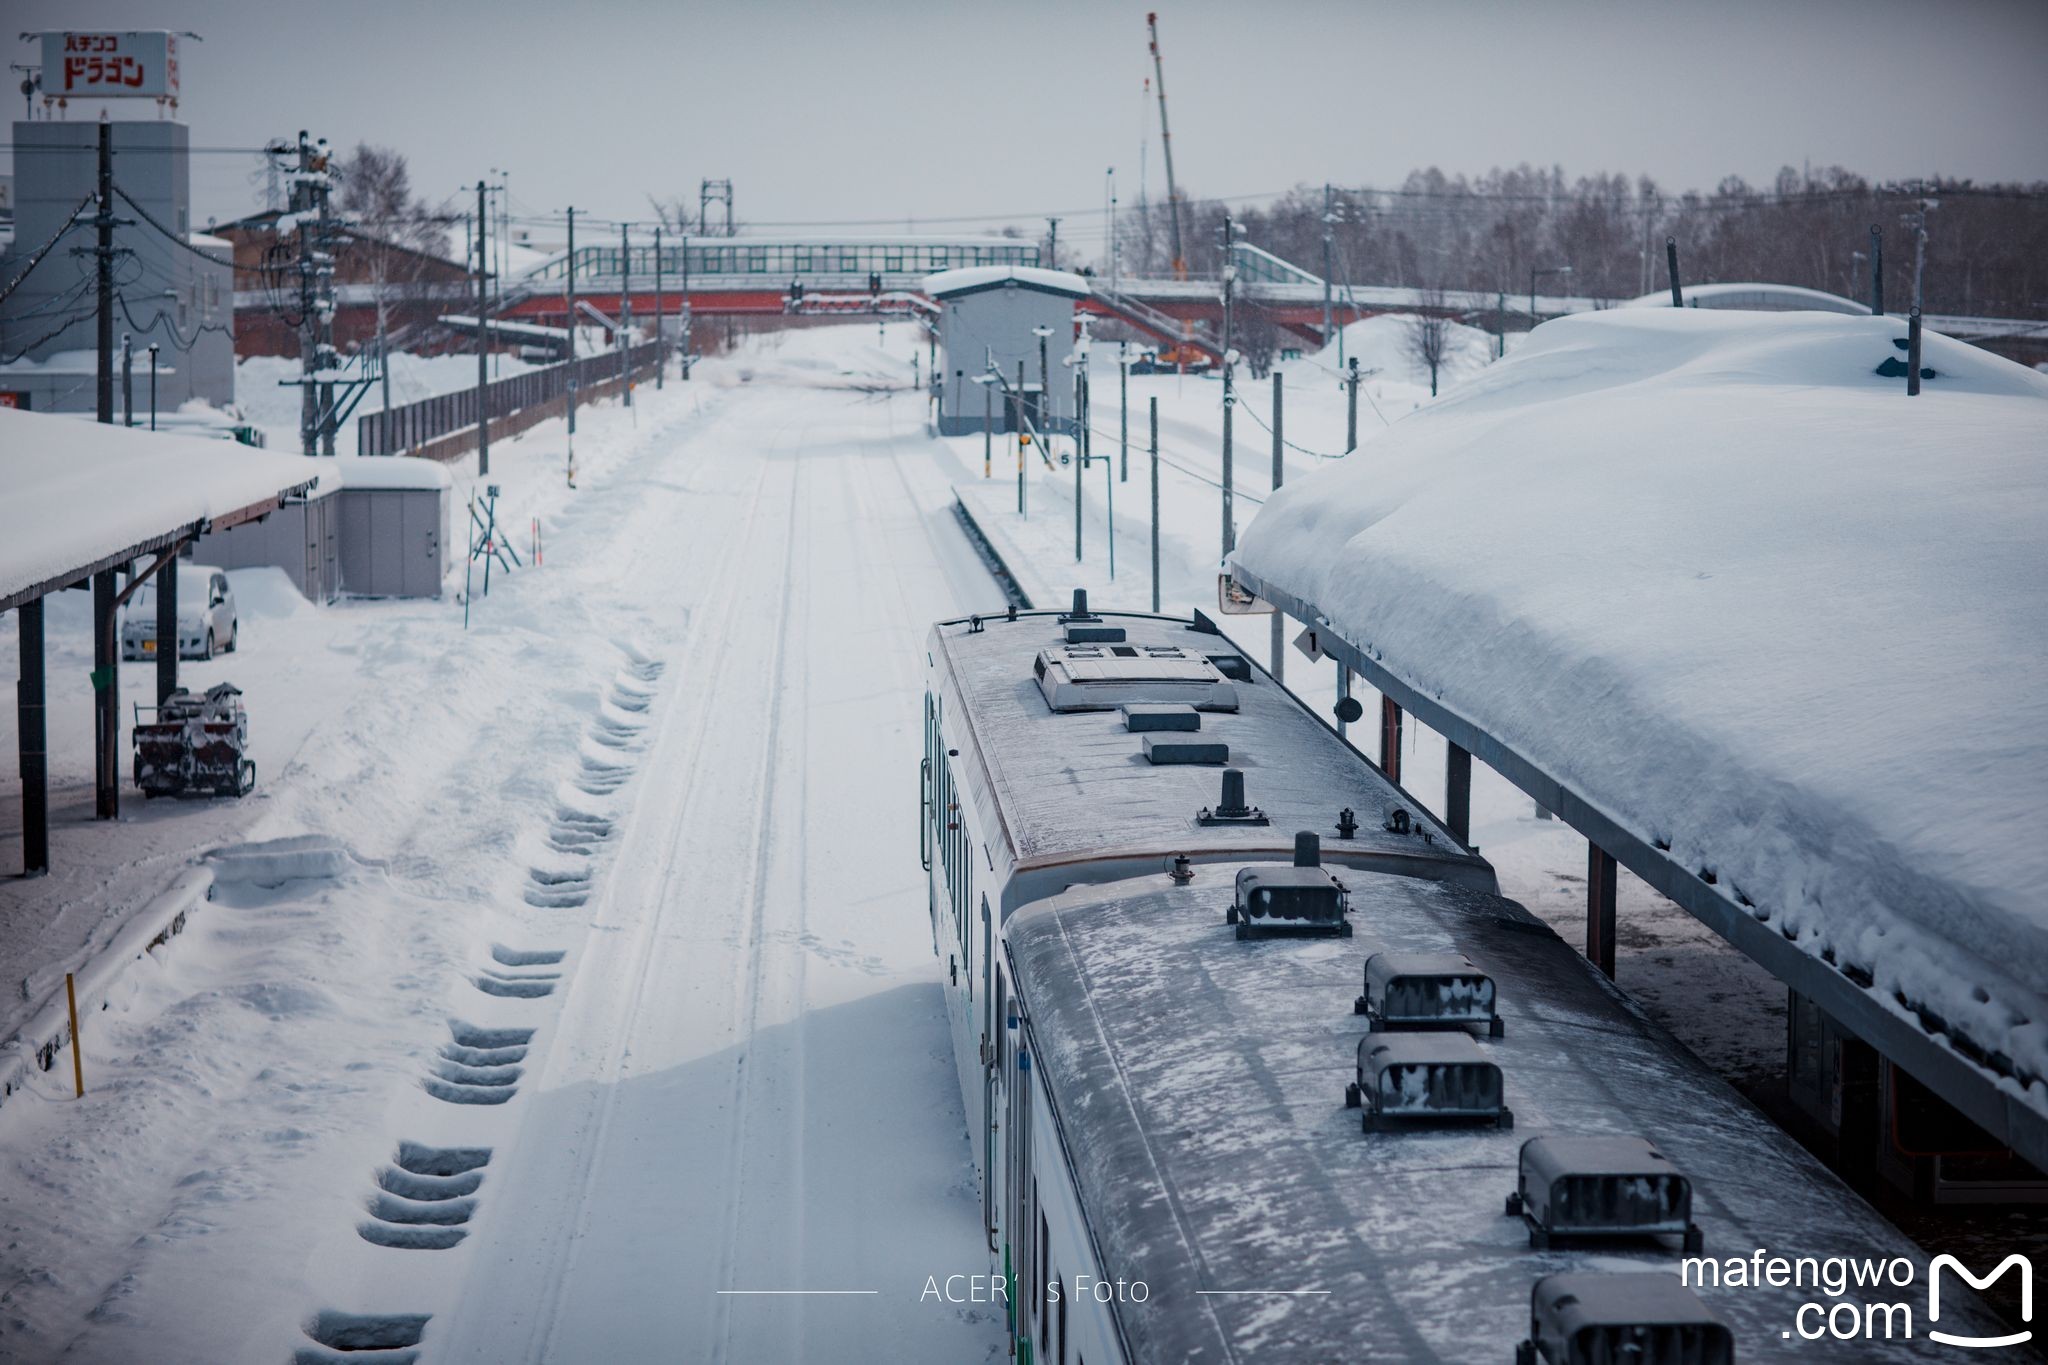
1229, 309, 2048, 1167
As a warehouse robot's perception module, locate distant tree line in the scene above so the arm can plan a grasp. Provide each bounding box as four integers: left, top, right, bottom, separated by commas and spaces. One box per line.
1113, 165, 2048, 318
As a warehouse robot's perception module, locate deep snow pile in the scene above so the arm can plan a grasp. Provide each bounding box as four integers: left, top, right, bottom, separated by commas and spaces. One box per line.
1232, 309, 2048, 1101
1297, 312, 1496, 390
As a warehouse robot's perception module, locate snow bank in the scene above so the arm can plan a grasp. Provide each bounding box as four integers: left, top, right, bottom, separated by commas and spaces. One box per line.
1303, 313, 1496, 389
1233, 308, 2048, 1096
0, 408, 322, 603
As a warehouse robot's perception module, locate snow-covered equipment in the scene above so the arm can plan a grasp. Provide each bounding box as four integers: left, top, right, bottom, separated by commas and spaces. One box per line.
1032, 641, 1238, 713
1227, 831, 1349, 938
1347, 1032, 1510, 1130
132, 683, 254, 798
1354, 949, 1503, 1036
1517, 1273, 1730, 1365
1505, 1136, 1701, 1252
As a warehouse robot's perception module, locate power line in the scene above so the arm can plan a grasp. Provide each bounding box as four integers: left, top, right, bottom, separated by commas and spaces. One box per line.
0, 191, 96, 307
113, 185, 234, 265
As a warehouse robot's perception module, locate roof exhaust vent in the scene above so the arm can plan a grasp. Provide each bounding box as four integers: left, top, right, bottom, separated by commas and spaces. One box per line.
1354, 951, 1504, 1037
1506, 1137, 1701, 1252
1517, 1274, 1731, 1365
1346, 1033, 1511, 1130
1228, 834, 1350, 940
1060, 589, 1099, 622
1293, 831, 1320, 867
1197, 769, 1267, 826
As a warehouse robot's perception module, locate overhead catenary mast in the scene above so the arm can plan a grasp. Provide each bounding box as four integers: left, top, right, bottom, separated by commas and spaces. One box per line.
1146, 12, 1186, 280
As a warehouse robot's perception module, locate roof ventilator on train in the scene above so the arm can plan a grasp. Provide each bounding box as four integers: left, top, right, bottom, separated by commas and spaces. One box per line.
1197, 769, 1267, 827
1032, 633, 1240, 713
1517, 1273, 1731, 1365
1506, 1136, 1703, 1252
1059, 590, 1126, 644
1347, 1032, 1512, 1130
1226, 832, 1351, 939
1355, 950, 1505, 1037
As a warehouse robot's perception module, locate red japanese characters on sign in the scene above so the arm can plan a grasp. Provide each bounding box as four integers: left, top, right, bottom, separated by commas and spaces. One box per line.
37, 31, 180, 101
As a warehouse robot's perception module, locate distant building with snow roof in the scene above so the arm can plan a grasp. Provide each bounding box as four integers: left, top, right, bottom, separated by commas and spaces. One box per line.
927, 265, 1090, 437
0, 118, 234, 414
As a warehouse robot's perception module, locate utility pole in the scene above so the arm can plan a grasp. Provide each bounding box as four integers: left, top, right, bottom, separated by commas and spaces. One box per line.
1220, 213, 1235, 360
1017, 360, 1028, 517
285, 132, 340, 456
1321, 184, 1335, 348
654, 223, 665, 390
1346, 357, 1360, 453
1118, 342, 1130, 482
94, 119, 115, 425
1149, 397, 1161, 612
475, 180, 490, 475
619, 222, 632, 407
1221, 352, 1235, 557
1046, 216, 1060, 270
1869, 224, 1883, 315
121, 334, 133, 426
564, 206, 578, 482
147, 344, 159, 430
1269, 371, 1284, 681
679, 220, 692, 378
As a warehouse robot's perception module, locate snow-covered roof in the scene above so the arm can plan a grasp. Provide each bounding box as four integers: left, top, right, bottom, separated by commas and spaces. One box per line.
1623, 281, 1870, 314
0, 407, 322, 609
1232, 309, 2048, 1110
923, 264, 1091, 300
306, 453, 451, 492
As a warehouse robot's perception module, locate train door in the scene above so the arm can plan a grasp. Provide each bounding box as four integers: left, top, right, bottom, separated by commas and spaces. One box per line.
982, 895, 997, 1243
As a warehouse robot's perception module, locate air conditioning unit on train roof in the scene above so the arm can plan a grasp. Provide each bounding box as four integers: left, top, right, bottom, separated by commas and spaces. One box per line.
1032, 643, 1240, 713
1355, 950, 1504, 1037
1517, 1273, 1731, 1365
1505, 1136, 1702, 1252
1347, 1032, 1512, 1131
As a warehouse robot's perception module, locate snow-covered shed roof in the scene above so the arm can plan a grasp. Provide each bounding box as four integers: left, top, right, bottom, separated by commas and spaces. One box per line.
0, 407, 321, 611
923, 264, 1091, 300
1231, 309, 2048, 1149
1624, 281, 1870, 314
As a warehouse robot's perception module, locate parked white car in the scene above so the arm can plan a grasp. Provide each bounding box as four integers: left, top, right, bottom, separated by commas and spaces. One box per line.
122, 565, 239, 661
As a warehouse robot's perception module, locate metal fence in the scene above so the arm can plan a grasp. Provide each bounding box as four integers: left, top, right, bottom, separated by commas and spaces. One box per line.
357, 341, 663, 457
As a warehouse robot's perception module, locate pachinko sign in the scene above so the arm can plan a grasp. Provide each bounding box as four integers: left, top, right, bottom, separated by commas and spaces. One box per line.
39, 31, 181, 102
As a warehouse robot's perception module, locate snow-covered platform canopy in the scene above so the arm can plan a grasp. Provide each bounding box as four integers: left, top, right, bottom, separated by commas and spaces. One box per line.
922, 264, 1092, 300
1, 408, 322, 612
1230, 309, 2048, 1167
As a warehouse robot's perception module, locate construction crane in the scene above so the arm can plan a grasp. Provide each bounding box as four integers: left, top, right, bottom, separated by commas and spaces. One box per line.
1146, 12, 1187, 281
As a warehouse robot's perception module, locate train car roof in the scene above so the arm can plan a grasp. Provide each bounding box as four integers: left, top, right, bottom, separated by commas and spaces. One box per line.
1005, 865, 2003, 1362
930, 612, 1490, 902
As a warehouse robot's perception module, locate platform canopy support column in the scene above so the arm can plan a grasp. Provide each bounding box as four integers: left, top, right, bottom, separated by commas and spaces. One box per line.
16, 600, 49, 875
156, 556, 179, 704
92, 570, 118, 820
1379, 696, 1403, 784
1587, 843, 1619, 978
1444, 741, 1472, 845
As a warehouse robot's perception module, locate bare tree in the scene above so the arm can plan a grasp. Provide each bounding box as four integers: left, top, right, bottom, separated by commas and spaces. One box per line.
1407, 288, 1453, 396
335, 144, 451, 348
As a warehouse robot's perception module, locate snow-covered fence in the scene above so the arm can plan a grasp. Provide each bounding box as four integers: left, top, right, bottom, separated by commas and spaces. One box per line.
357, 341, 663, 461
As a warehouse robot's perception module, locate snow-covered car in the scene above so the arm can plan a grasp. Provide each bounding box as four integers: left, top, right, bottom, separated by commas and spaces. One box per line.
121, 566, 239, 660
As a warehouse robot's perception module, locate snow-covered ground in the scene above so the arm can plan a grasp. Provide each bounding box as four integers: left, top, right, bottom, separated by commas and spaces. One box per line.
0, 324, 1005, 1362
9, 311, 2014, 1362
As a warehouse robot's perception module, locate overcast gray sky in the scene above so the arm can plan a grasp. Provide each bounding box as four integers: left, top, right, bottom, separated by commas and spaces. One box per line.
8, 0, 2046, 247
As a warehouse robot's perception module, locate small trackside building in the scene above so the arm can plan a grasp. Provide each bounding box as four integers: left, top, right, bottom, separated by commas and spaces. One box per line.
926, 265, 1090, 437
